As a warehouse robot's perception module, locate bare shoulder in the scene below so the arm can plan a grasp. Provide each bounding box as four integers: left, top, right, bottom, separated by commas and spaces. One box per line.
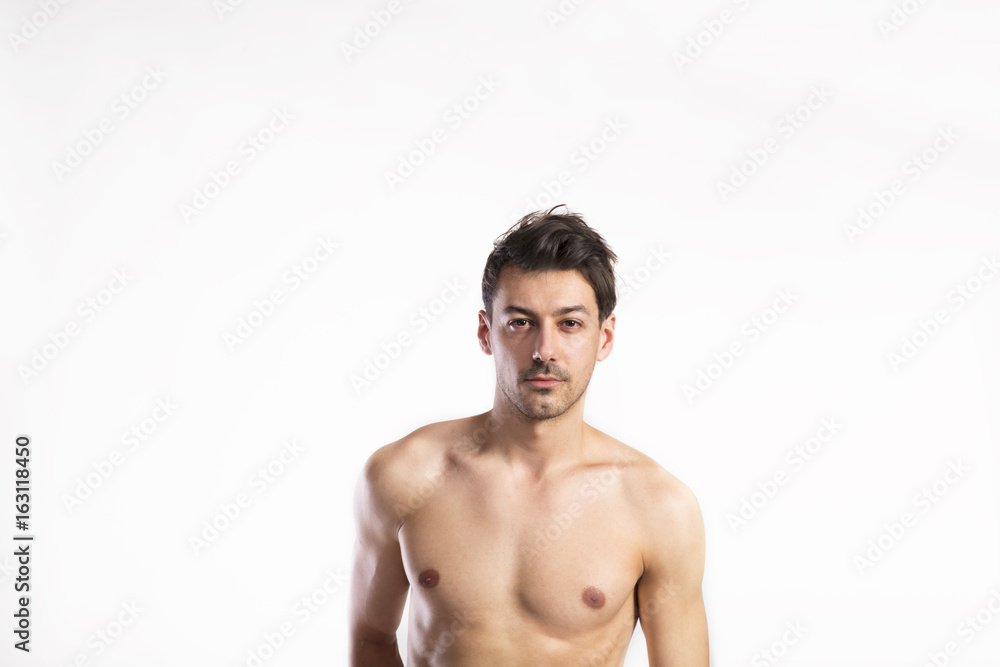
358, 417, 471, 529
592, 429, 704, 544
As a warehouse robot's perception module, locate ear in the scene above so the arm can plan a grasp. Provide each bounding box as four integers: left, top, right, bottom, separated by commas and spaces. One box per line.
477, 310, 493, 356
596, 313, 615, 362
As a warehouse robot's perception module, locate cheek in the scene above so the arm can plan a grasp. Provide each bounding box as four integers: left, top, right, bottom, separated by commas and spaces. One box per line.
495, 334, 527, 358
492, 345, 519, 371
565, 335, 596, 358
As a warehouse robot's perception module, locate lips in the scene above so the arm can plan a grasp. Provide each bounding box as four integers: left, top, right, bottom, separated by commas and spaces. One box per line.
525, 376, 563, 387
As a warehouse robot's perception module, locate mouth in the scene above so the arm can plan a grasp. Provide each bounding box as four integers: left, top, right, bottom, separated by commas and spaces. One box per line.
525, 376, 563, 388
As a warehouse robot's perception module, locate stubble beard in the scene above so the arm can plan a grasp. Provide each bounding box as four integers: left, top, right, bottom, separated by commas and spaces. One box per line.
498, 364, 594, 423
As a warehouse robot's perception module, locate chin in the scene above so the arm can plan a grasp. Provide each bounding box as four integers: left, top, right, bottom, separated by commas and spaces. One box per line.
519, 400, 570, 421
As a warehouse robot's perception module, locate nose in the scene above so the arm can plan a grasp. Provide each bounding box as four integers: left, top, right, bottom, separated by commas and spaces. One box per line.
532, 320, 558, 363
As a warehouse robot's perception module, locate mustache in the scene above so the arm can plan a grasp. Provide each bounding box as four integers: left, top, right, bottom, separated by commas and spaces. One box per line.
521, 366, 568, 381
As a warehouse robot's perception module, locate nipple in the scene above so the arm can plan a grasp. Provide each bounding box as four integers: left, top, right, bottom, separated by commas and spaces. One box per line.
582, 586, 606, 609
418, 569, 440, 589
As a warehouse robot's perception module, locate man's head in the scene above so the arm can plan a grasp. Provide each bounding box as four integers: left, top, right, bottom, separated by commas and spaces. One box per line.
477, 206, 618, 422
481, 206, 618, 326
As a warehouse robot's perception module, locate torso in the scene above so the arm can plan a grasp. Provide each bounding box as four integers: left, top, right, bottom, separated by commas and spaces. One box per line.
393, 415, 659, 666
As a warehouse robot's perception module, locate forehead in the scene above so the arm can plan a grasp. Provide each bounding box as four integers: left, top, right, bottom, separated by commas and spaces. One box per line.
495, 266, 598, 310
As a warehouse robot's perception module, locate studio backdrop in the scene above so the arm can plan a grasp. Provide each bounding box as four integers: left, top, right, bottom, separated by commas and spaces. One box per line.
2, 0, 999, 665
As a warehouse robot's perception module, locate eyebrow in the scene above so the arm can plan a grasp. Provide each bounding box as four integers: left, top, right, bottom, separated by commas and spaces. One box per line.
502, 304, 591, 318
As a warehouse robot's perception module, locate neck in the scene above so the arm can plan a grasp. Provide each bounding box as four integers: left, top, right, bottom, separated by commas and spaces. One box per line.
476, 387, 591, 477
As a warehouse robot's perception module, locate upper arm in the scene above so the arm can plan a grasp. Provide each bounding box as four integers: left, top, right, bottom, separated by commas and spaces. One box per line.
349, 443, 411, 650
636, 475, 709, 667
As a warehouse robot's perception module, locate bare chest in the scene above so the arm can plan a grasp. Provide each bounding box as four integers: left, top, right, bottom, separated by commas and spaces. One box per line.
398, 467, 643, 633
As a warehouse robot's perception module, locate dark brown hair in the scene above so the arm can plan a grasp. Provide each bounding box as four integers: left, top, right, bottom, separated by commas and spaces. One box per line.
482, 205, 618, 324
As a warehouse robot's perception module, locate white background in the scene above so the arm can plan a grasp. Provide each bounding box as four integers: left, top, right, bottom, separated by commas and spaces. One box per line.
2, 0, 999, 665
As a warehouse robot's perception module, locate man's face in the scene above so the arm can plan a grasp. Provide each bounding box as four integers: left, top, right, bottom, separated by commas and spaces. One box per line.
478, 266, 615, 422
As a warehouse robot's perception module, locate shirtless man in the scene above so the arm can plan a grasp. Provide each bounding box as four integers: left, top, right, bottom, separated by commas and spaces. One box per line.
349, 206, 709, 666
